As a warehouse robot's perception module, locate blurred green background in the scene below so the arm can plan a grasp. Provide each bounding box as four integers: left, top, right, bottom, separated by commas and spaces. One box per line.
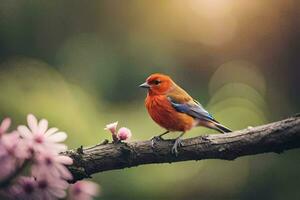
0, 1, 300, 199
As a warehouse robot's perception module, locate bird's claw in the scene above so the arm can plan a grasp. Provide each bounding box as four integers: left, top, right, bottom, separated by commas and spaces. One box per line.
171, 138, 183, 156
151, 136, 164, 148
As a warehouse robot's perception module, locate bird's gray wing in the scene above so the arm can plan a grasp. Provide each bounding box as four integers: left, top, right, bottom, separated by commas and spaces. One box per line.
167, 96, 215, 121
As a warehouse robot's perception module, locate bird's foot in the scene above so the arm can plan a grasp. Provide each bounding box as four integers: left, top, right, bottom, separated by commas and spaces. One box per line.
151, 136, 164, 148
171, 138, 183, 156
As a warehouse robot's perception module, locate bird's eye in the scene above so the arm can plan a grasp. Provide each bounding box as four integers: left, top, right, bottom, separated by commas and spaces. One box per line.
154, 80, 161, 85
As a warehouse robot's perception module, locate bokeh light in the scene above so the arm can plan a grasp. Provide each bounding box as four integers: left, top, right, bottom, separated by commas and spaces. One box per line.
207, 60, 268, 130
185, 0, 238, 46
0, 57, 105, 147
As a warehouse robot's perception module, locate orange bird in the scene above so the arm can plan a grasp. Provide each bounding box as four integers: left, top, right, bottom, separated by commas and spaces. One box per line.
140, 73, 231, 155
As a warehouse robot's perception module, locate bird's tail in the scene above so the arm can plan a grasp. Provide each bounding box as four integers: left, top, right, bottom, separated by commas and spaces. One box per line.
213, 122, 232, 133
201, 120, 232, 133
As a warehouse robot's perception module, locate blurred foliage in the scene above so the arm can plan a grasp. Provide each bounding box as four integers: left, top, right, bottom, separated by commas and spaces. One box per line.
0, 1, 300, 199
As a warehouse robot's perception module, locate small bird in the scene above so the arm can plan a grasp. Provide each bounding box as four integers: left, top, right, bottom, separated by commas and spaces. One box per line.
139, 73, 231, 155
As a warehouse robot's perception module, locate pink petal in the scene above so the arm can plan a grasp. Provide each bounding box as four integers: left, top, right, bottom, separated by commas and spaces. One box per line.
17, 125, 33, 139
47, 132, 67, 143
44, 128, 58, 137
1, 132, 20, 147
47, 143, 67, 153
104, 121, 118, 135
117, 127, 132, 141
43, 191, 56, 200
52, 179, 69, 189
81, 181, 100, 196
0, 117, 11, 133
31, 164, 43, 178
48, 188, 66, 198
38, 119, 48, 134
56, 155, 73, 165
51, 167, 61, 178
27, 114, 38, 133
56, 164, 73, 180
75, 194, 90, 200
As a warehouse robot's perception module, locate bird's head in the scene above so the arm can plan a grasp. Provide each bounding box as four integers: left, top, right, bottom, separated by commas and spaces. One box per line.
139, 73, 174, 95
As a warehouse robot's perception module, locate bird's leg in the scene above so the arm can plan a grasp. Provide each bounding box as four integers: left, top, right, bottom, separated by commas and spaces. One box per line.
155, 130, 170, 140
151, 130, 170, 147
171, 132, 185, 156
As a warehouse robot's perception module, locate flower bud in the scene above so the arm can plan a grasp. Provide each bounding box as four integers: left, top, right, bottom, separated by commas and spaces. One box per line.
117, 127, 132, 141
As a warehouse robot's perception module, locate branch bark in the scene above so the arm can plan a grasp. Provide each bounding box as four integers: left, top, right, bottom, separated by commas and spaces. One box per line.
63, 116, 300, 182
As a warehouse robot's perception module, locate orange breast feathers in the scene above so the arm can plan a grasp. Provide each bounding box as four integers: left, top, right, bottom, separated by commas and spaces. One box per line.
145, 94, 195, 132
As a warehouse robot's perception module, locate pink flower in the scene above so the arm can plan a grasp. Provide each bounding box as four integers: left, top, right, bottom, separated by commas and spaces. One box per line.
68, 181, 100, 200
104, 122, 132, 142
35, 175, 69, 200
1, 131, 28, 159
32, 152, 73, 181
0, 117, 11, 136
0, 132, 27, 181
17, 114, 68, 154
104, 121, 118, 142
104, 121, 118, 134
117, 127, 132, 141
11, 175, 69, 199
0, 114, 103, 200
11, 175, 69, 200
0, 150, 18, 181
8, 176, 39, 200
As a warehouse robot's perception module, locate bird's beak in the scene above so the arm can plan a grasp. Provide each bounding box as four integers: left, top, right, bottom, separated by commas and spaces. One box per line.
139, 82, 150, 89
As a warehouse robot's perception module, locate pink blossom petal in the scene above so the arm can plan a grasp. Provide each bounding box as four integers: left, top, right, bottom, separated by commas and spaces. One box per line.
38, 119, 48, 134
56, 155, 73, 165
104, 121, 118, 135
69, 181, 100, 200
47, 132, 67, 143
81, 181, 100, 196
52, 179, 69, 189
0, 117, 11, 133
42, 191, 55, 200
2, 132, 20, 147
117, 127, 132, 141
49, 188, 66, 198
56, 164, 73, 180
48, 143, 67, 153
17, 125, 33, 139
27, 114, 38, 133
44, 128, 58, 137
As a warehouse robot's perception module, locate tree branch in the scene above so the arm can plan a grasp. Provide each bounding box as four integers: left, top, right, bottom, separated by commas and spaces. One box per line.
63, 116, 300, 182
